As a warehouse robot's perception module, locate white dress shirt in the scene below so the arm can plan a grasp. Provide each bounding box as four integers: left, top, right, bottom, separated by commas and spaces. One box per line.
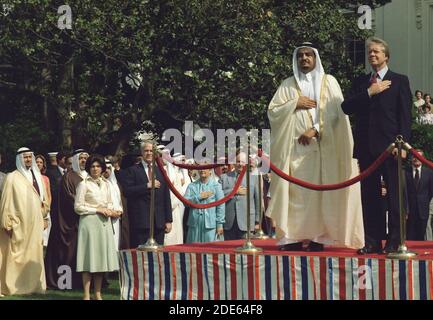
298, 71, 320, 132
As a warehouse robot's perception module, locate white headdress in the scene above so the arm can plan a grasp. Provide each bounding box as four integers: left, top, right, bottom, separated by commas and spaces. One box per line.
71, 149, 89, 179
16, 147, 45, 201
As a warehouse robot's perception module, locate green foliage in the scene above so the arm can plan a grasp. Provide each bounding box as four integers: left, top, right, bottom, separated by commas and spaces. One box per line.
1, 0, 404, 165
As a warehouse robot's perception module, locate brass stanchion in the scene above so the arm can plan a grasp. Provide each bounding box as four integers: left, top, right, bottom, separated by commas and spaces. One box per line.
138, 144, 162, 251
252, 172, 269, 240
235, 134, 263, 254
387, 135, 416, 259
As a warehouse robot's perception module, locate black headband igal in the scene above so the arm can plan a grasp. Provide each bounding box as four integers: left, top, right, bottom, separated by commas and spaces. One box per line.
16, 148, 32, 155
72, 149, 88, 156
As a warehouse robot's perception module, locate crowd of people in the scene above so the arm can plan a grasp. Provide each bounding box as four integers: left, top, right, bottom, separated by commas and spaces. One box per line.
414, 90, 433, 125
1, 36, 433, 299
0, 143, 272, 298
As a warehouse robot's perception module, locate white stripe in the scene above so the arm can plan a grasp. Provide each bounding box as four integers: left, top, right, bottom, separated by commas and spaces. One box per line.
344, 258, 352, 300
277, 256, 285, 300
205, 254, 213, 300
385, 259, 393, 300
259, 255, 266, 300
137, 251, 144, 300
190, 253, 197, 300
392, 260, 399, 300
217, 254, 225, 300
412, 260, 420, 300
370, 259, 379, 300
156, 252, 163, 300
236, 254, 248, 300
314, 257, 321, 300
351, 258, 359, 300
224, 254, 232, 300
295, 256, 302, 300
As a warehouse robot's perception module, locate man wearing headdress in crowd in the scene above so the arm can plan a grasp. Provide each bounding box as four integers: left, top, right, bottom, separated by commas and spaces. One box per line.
0, 147, 49, 295
44, 149, 89, 289
266, 42, 364, 251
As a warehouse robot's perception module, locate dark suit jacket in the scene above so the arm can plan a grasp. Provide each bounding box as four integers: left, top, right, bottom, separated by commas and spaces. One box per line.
341, 70, 412, 158
46, 165, 63, 199
123, 162, 172, 229
406, 167, 433, 220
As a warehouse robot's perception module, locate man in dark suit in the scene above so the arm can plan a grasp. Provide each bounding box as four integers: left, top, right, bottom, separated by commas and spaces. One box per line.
123, 141, 172, 247
342, 37, 412, 254
406, 150, 433, 240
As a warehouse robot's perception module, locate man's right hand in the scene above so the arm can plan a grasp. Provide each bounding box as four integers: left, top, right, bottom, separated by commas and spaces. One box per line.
296, 96, 316, 109
237, 186, 247, 196
368, 80, 391, 96
200, 191, 214, 200
147, 180, 161, 188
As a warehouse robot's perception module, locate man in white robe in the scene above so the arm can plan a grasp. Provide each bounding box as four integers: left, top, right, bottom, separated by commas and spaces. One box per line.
266, 43, 364, 251
0, 147, 49, 295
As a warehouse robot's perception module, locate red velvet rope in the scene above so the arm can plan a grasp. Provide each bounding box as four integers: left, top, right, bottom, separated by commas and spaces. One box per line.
161, 153, 228, 170
410, 149, 433, 170
259, 149, 391, 191
156, 156, 247, 209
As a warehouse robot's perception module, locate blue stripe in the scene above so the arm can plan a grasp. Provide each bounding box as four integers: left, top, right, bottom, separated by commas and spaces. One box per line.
419, 260, 427, 300
300, 256, 309, 300
148, 252, 155, 300
368, 259, 374, 300
122, 251, 131, 300
163, 252, 171, 300
282, 256, 290, 300
328, 258, 333, 300
203, 254, 211, 299
399, 260, 406, 300
265, 255, 272, 299
180, 253, 187, 300
223, 254, 228, 300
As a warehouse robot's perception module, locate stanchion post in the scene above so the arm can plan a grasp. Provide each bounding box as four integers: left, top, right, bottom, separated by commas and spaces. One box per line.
387, 135, 416, 259
138, 143, 162, 251
235, 133, 263, 254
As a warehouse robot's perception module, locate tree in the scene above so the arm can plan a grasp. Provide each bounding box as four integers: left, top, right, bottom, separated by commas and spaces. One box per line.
1, 0, 396, 170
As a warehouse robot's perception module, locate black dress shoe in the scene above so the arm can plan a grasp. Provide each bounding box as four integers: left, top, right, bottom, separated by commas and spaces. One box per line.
357, 245, 381, 255
382, 242, 399, 254
279, 242, 303, 251
305, 241, 324, 252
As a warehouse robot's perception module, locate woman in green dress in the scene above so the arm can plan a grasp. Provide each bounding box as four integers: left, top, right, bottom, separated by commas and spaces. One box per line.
74, 154, 122, 300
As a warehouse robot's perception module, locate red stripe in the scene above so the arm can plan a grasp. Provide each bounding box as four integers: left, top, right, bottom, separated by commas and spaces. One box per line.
230, 255, 237, 299
196, 254, 203, 300
171, 254, 177, 300
255, 255, 260, 300
131, 250, 139, 300
378, 259, 386, 300
358, 258, 366, 300
319, 257, 327, 300
247, 255, 254, 300
338, 258, 346, 300
213, 254, 220, 300
408, 261, 413, 300
188, 253, 193, 300
291, 256, 297, 299
309, 257, 317, 300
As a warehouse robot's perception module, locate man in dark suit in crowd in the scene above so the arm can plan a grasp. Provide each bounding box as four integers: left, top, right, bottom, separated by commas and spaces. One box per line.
406, 150, 433, 240
123, 141, 172, 247
342, 37, 412, 254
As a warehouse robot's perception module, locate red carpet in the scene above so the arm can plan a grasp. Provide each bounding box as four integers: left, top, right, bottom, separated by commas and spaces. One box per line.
162, 239, 433, 259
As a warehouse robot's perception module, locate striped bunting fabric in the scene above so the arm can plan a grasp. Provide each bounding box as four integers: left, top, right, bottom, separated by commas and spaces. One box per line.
119, 250, 433, 300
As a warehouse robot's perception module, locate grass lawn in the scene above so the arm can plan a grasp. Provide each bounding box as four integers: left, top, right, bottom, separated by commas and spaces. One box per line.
1, 277, 121, 300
